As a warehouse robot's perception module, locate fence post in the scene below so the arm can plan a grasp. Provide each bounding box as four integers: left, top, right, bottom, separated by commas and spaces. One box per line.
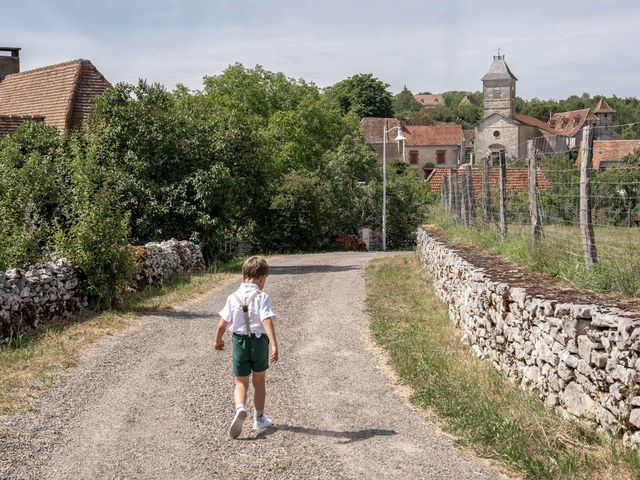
465, 163, 476, 226
579, 125, 597, 269
498, 150, 508, 240
482, 156, 491, 225
451, 169, 462, 224
441, 174, 449, 213
460, 169, 469, 226
528, 140, 543, 241
448, 170, 457, 223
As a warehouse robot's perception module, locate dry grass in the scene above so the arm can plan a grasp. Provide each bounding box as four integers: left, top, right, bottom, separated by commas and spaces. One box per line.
365, 255, 640, 480
0, 263, 241, 415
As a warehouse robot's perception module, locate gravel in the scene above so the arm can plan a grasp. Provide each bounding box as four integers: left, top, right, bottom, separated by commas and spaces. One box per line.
0, 252, 508, 480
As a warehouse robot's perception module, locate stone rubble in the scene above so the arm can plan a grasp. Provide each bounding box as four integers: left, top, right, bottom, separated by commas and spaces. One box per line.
416, 227, 640, 445
1, 240, 205, 344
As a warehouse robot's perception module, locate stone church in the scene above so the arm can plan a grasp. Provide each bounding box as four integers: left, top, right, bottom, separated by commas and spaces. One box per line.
474, 55, 615, 162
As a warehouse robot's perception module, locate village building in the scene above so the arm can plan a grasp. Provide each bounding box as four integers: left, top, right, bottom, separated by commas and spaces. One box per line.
0, 47, 110, 138
361, 117, 462, 179
576, 139, 640, 169
474, 54, 617, 162
413, 93, 443, 111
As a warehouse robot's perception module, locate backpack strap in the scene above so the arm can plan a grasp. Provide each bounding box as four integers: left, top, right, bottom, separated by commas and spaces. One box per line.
233, 290, 260, 335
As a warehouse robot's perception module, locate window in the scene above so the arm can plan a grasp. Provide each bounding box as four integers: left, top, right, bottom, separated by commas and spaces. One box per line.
409, 150, 419, 164
436, 150, 446, 164
493, 130, 500, 138
423, 163, 435, 179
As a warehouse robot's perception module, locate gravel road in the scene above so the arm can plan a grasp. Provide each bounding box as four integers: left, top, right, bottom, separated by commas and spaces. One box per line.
0, 252, 508, 480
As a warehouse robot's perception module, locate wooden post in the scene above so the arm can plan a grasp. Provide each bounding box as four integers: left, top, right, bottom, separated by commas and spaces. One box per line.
482, 156, 491, 225
441, 174, 449, 213
465, 163, 476, 226
528, 140, 543, 241
498, 150, 508, 240
460, 169, 469, 226
448, 170, 457, 222
451, 169, 462, 224
579, 125, 597, 269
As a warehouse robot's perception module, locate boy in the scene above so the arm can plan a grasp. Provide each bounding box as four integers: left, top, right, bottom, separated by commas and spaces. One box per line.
215, 256, 279, 439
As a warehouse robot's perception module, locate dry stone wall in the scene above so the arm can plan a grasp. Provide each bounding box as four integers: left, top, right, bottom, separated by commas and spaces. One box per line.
1, 240, 204, 344
416, 227, 640, 445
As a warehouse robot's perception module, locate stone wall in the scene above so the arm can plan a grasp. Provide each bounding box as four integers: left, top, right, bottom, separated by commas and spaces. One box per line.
0, 258, 87, 341
1, 240, 205, 343
416, 227, 640, 444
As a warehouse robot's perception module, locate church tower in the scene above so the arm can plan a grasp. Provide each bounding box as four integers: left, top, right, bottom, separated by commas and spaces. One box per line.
482, 54, 517, 119
592, 98, 616, 140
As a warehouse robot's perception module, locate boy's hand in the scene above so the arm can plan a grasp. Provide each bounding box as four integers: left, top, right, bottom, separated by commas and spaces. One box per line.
215, 339, 224, 351
270, 346, 279, 364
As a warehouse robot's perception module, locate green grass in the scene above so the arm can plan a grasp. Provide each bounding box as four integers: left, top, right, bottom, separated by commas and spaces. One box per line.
0, 259, 242, 415
429, 207, 640, 298
365, 255, 640, 480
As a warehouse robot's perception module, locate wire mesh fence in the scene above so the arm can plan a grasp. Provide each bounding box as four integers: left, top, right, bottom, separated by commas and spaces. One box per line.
435, 123, 640, 297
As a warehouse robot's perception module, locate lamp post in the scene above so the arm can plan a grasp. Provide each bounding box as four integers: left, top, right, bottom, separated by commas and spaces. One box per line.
382, 121, 406, 251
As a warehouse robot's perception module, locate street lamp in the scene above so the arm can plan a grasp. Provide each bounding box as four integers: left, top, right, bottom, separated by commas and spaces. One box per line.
382, 122, 406, 251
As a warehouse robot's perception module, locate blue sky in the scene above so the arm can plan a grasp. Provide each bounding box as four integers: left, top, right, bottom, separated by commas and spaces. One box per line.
2, 0, 639, 99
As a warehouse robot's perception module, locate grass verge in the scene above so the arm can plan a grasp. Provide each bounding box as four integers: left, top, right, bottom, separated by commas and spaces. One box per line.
0, 259, 242, 415
429, 207, 640, 298
365, 255, 640, 480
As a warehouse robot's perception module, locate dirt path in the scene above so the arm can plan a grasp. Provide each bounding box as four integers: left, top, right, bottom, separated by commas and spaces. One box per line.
0, 252, 508, 480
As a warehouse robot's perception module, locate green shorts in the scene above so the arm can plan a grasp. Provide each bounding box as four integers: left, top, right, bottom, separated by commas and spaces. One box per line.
232, 333, 269, 377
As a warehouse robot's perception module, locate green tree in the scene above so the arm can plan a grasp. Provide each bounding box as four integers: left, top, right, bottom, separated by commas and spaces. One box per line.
328, 73, 393, 118
394, 86, 422, 116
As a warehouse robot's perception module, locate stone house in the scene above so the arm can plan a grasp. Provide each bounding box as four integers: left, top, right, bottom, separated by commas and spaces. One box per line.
474, 55, 616, 162
361, 117, 463, 179
414, 93, 443, 111
403, 123, 462, 179
0, 47, 110, 138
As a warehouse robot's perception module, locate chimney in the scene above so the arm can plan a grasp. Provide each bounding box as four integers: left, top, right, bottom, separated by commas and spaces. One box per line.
0, 47, 21, 79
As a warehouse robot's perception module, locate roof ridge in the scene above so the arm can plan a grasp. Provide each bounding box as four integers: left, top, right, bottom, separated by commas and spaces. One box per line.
3, 59, 84, 78
64, 61, 84, 132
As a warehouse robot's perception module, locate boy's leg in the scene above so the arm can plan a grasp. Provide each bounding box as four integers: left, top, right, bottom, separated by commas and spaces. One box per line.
252, 371, 266, 411
234, 375, 250, 407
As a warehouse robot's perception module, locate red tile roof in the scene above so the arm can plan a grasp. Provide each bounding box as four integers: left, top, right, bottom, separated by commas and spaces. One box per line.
404, 123, 462, 146
361, 117, 400, 144
427, 167, 550, 197
576, 140, 640, 169
414, 94, 443, 107
514, 113, 557, 134
0, 114, 44, 137
547, 108, 595, 137
593, 98, 615, 114
0, 59, 109, 135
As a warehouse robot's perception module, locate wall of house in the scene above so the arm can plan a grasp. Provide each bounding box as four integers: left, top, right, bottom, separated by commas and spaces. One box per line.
407, 145, 459, 178
417, 227, 640, 445
475, 117, 519, 160
517, 125, 539, 159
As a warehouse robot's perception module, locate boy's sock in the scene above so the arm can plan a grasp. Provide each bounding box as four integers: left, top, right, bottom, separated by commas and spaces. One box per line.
255, 409, 264, 418
236, 403, 246, 412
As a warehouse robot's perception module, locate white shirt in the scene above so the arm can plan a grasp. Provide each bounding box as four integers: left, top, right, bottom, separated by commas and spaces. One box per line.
218, 283, 276, 337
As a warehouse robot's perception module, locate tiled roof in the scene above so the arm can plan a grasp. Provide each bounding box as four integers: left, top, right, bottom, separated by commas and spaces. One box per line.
576, 140, 640, 169
427, 167, 550, 196
414, 94, 443, 107
361, 117, 400, 144
514, 114, 557, 134
0, 114, 44, 137
404, 123, 462, 146
593, 98, 615, 114
547, 108, 594, 137
0, 59, 109, 135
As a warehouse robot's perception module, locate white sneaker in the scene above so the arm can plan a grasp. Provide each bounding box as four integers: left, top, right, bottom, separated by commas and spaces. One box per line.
228, 408, 247, 439
253, 414, 273, 430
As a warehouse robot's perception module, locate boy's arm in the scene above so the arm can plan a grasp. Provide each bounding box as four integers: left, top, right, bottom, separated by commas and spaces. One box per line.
214, 318, 228, 350
262, 317, 278, 364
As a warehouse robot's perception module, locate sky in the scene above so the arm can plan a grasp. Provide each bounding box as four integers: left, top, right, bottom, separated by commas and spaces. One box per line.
2, 0, 639, 100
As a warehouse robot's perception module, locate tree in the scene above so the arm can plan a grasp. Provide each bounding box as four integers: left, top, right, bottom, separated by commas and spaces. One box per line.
394, 86, 422, 116
328, 73, 393, 118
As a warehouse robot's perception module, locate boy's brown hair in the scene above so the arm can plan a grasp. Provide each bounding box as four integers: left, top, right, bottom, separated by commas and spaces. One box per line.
242, 256, 269, 279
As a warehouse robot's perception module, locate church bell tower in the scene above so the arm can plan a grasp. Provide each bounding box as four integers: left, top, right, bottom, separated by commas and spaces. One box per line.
482, 53, 517, 119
